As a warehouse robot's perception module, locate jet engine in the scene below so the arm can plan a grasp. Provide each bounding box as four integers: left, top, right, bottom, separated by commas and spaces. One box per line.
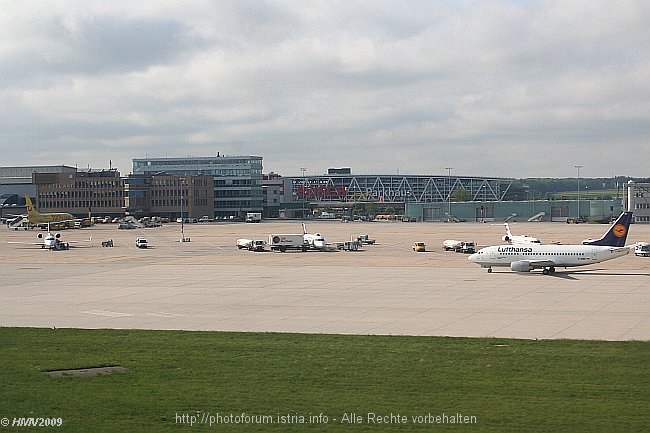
511, 261, 533, 272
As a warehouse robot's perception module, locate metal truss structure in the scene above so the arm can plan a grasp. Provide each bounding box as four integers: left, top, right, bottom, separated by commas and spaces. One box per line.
291, 175, 521, 204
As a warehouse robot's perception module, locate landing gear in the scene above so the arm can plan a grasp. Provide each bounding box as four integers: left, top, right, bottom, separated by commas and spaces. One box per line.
487, 267, 492, 273
542, 267, 556, 275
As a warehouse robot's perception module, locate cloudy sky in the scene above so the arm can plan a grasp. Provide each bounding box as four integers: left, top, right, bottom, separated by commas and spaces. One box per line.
1, 1, 649, 178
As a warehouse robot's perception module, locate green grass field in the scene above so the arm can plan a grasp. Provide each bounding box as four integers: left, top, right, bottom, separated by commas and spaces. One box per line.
0, 328, 648, 432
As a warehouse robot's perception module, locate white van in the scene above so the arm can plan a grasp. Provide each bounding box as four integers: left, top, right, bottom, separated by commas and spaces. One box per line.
635, 242, 650, 257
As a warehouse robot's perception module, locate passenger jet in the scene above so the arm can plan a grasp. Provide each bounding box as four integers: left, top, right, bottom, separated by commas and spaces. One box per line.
25, 194, 75, 224
8, 223, 91, 250
501, 223, 541, 244
468, 212, 633, 275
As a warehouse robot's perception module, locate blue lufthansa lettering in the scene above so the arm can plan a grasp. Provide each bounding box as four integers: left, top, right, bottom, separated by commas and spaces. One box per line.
498, 246, 533, 253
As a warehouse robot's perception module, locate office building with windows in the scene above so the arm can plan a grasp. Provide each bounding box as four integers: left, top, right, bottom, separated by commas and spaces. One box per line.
627, 181, 650, 223
124, 173, 213, 219
31, 168, 124, 217
132, 155, 264, 218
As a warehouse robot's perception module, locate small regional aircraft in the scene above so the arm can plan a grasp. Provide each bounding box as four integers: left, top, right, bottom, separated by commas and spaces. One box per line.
24, 194, 75, 224
302, 223, 327, 250
501, 223, 541, 245
8, 223, 91, 250
468, 212, 634, 275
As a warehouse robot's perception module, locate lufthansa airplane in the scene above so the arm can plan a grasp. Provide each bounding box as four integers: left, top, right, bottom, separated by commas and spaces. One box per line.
468, 212, 634, 274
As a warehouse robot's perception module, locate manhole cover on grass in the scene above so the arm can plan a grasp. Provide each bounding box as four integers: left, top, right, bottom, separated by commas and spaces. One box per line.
43, 366, 130, 377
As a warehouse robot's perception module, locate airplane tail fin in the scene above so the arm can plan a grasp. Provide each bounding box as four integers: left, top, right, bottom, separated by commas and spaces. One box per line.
24, 194, 42, 221
583, 212, 633, 247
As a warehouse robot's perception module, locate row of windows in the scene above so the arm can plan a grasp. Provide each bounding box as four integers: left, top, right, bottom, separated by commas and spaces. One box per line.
214, 190, 254, 198
216, 200, 263, 207
150, 179, 210, 187
39, 191, 123, 199
135, 158, 261, 167
151, 199, 209, 207
40, 200, 124, 209
74, 181, 123, 189
214, 179, 263, 186
150, 189, 210, 197
500, 252, 586, 256
635, 203, 650, 209
636, 216, 650, 222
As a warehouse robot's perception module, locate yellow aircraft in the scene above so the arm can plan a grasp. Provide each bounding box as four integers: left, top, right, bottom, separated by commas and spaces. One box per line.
25, 194, 75, 224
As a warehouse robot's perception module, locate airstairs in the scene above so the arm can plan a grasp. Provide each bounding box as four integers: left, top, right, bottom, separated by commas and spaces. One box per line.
527, 211, 546, 222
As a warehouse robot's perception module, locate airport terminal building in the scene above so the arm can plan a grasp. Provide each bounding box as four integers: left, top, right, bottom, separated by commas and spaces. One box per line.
279, 169, 528, 220
278, 168, 625, 222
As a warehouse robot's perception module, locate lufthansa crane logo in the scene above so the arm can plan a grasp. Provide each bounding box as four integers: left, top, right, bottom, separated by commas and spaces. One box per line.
613, 224, 627, 238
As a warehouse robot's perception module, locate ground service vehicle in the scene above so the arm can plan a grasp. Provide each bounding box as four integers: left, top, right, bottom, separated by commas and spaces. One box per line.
635, 242, 650, 257
236, 238, 265, 251
443, 240, 476, 253
356, 234, 376, 244
412, 242, 426, 252
268, 234, 307, 252
135, 237, 148, 249
245, 212, 262, 223
337, 240, 361, 251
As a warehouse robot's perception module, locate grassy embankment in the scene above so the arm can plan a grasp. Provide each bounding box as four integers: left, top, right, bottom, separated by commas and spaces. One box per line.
0, 328, 648, 432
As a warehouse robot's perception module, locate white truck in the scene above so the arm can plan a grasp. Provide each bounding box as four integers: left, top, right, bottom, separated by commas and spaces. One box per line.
634, 241, 650, 257
443, 239, 476, 254
245, 212, 262, 223
268, 234, 308, 252
236, 238, 266, 252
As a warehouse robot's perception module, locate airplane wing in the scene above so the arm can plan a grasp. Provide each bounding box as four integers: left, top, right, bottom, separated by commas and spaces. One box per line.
7, 241, 42, 246
65, 237, 93, 246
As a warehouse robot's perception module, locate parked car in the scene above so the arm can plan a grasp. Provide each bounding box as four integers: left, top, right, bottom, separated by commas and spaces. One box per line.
412, 242, 426, 252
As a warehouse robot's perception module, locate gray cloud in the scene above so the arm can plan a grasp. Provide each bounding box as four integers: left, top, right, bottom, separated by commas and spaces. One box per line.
1, 0, 649, 178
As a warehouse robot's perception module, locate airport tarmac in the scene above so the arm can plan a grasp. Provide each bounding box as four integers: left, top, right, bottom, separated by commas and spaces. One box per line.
1, 219, 649, 340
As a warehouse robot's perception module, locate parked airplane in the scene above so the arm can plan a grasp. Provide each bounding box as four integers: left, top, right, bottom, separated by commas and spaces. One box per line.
24, 194, 76, 224
8, 224, 91, 250
302, 223, 327, 250
501, 223, 541, 245
468, 212, 634, 275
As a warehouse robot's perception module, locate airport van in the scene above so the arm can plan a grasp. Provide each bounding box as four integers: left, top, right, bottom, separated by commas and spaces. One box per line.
135, 237, 148, 249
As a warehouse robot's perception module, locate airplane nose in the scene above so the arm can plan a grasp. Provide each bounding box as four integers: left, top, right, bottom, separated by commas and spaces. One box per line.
468, 253, 477, 262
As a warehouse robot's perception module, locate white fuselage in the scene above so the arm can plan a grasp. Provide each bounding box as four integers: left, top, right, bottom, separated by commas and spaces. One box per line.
304, 233, 326, 249
508, 235, 541, 245
468, 244, 630, 270
44, 233, 57, 249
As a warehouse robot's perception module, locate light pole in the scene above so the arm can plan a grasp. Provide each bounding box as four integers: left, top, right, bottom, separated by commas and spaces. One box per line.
300, 167, 307, 219
575, 165, 583, 219
445, 166, 453, 220
180, 177, 190, 242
